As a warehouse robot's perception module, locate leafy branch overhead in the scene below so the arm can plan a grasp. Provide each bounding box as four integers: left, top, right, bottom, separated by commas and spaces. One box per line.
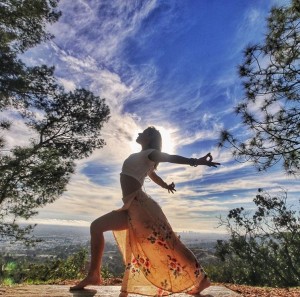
0, 0, 110, 244
219, 0, 300, 175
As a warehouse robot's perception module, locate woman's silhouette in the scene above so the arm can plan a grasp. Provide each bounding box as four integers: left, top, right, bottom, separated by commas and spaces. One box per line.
71, 126, 220, 296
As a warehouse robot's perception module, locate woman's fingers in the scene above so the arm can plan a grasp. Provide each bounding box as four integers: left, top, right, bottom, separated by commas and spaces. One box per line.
206, 152, 213, 162
203, 153, 221, 167
168, 182, 176, 193
196, 153, 220, 167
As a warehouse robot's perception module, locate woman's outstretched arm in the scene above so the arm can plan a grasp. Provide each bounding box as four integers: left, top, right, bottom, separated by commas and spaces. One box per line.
148, 171, 176, 194
148, 151, 220, 168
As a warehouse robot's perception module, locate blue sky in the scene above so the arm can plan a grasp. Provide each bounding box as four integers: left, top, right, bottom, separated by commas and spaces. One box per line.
8, 0, 298, 233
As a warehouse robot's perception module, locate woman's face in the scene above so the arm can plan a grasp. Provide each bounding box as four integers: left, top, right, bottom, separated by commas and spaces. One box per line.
136, 129, 151, 146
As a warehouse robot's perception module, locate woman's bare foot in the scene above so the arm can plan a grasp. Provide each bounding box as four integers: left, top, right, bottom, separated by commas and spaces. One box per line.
70, 274, 101, 290
187, 276, 211, 295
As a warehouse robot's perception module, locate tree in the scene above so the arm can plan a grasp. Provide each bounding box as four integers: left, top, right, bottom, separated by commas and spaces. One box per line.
215, 189, 300, 287
0, 0, 110, 244
219, 0, 300, 175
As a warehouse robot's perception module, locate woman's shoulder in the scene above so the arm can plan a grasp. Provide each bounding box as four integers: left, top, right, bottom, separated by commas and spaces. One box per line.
144, 148, 157, 152
143, 148, 159, 156
147, 149, 162, 162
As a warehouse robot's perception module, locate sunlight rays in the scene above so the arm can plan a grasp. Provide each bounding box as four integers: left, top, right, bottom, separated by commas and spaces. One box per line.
129, 126, 177, 154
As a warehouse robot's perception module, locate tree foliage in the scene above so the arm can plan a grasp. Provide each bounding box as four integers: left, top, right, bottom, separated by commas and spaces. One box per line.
219, 0, 300, 175
0, 248, 88, 284
0, 1, 110, 244
215, 189, 300, 287
0, 0, 61, 52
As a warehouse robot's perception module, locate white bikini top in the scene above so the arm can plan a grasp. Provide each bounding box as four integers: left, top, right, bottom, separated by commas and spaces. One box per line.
121, 149, 156, 185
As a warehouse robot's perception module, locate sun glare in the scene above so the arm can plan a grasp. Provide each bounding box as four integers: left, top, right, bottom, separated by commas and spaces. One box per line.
159, 126, 176, 154
129, 126, 176, 154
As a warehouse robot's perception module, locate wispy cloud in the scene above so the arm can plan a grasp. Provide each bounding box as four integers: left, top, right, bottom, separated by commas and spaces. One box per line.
49, 0, 158, 62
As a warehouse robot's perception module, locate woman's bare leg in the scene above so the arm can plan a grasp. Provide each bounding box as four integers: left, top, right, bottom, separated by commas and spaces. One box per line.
70, 210, 128, 290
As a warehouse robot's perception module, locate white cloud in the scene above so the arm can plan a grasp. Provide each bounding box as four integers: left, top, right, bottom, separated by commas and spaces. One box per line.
173, 125, 222, 149
57, 77, 76, 91
23, 218, 90, 227
36, 171, 123, 221
0, 110, 36, 150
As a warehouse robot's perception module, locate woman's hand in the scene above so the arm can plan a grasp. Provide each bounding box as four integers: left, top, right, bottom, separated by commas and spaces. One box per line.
193, 153, 220, 168
166, 182, 176, 194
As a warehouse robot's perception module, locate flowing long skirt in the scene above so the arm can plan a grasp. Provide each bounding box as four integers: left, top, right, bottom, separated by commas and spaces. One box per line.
113, 189, 208, 296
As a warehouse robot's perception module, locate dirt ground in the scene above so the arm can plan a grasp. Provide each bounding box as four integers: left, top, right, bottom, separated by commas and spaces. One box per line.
221, 283, 300, 297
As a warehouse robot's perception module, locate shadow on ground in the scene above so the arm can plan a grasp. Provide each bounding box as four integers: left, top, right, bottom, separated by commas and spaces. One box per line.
70, 288, 98, 297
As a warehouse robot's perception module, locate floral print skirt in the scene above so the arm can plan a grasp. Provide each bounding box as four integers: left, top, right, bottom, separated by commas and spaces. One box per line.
113, 189, 208, 296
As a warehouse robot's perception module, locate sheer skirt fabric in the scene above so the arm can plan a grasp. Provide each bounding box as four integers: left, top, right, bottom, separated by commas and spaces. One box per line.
113, 189, 207, 296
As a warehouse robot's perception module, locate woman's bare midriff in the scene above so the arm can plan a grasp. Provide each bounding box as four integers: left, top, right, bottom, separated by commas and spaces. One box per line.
120, 174, 142, 197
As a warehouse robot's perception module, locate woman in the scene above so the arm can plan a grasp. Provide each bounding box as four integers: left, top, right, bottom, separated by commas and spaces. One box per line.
71, 126, 220, 296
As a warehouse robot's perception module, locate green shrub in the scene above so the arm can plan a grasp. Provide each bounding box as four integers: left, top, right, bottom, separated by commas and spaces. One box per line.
215, 189, 300, 287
